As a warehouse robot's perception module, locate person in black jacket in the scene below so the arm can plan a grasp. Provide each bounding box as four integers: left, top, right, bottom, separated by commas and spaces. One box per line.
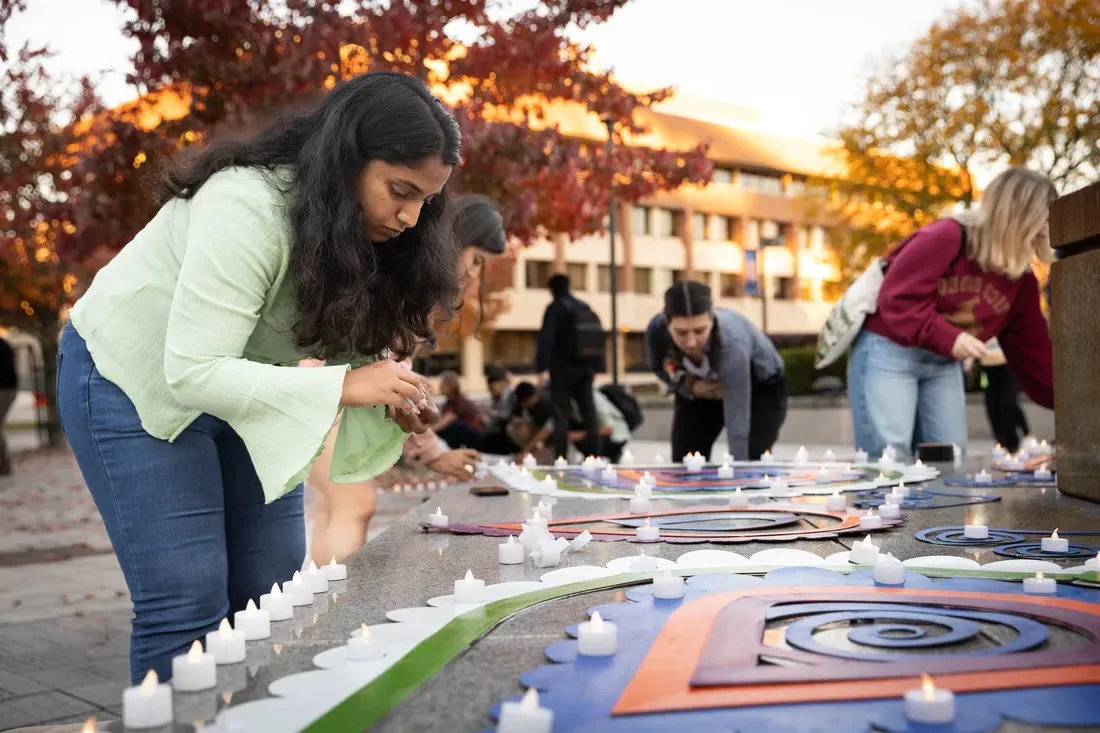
0, 335, 17, 475
535, 274, 605, 459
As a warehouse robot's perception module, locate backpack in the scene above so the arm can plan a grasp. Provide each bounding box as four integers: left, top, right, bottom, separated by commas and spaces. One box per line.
561, 298, 606, 364
814, 220, 968, 369
599, 384, 644, 431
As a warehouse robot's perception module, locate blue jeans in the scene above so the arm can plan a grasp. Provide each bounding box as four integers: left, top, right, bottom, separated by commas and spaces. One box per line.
848, 330, 967, 462
57, 324, 305, 684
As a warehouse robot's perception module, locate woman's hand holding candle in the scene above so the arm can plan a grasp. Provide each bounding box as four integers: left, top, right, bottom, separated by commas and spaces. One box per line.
341, 359, 427, 411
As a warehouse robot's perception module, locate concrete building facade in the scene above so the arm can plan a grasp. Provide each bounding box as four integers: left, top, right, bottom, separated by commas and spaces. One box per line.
440, 98, 847, 392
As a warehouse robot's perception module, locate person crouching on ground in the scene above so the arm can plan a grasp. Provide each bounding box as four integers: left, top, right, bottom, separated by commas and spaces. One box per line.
645, 280, 787, 462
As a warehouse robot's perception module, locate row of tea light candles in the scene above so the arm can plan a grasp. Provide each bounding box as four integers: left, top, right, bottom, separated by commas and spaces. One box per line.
508, 452, 906, 504
516, 444, 903, 474
993, 438, 1052, 459
850, 533, 1089, 590
122, 556, 347, 728
962, 523, 1073, 554
974, 463, 1052, 482
500, 673, 959, 730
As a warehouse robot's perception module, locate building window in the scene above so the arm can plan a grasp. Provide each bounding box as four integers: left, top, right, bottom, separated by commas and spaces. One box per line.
712, 215, 730, 242
596, 264, 624, 293
633, 266, 653, 295
632, 205, 651, 236
524, 260, 552, 290
728, 216, 741, 242
624, 333, 648, 373
775, 277, 797, 301
719, 273, 744, 298
786, 178, 806, 197
487, 330, 539, 374
656, 208, 683, 238
671, 268, 685, 284
712, 167, 734, 184
566, 262, 588, 291
740, 171, 785, 196
692, 212, 707, 240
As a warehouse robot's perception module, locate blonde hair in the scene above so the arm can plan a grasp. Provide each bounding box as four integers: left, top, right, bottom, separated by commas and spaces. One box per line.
954, 168, 1057, 279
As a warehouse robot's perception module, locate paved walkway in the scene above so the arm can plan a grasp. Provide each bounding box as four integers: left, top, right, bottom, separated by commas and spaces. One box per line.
0, 440, 432, 730
0, 434, 999, 730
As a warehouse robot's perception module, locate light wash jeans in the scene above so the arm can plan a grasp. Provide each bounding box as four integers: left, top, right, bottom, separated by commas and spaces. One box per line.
57, 323, 305, 684
848, 330, 967, 463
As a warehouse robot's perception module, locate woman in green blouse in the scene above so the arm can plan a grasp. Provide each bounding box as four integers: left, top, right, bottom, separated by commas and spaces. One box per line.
56, 71, 462, 684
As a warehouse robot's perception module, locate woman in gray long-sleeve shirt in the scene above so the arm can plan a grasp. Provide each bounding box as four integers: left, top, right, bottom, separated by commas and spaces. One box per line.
645, 281, 788, 461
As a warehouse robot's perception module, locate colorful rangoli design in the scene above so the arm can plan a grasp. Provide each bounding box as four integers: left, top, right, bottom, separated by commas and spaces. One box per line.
421, 505, 903, 544
488, 568, 1100, 733
917, 526, 1100, 560
850, 487, 1001, 510
490, 461, 940, 501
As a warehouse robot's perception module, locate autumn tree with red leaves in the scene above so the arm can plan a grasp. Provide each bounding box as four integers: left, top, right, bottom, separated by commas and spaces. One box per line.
2, 0, 710, 439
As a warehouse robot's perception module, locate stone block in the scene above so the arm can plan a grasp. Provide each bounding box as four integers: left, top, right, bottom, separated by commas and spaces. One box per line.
1050, 180, 1100, 503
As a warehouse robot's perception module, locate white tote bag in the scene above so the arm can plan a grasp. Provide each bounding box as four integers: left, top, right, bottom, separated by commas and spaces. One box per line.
814, 219, 969, 370
814, 259, 886, 369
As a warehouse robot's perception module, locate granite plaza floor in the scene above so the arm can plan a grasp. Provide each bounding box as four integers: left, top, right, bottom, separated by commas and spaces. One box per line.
0, 429, 1090, 731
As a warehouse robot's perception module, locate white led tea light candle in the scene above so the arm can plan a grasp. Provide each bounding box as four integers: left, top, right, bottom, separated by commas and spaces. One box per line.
635, 518, 660, 541
1041, 529, 1069, 553
233, 599, 270, 640
651, 570, 686, 599
429, 506, 449, 527
576, 611, 617, 656
205, 618, 246, 664
497, 688, 553, 733
347, 624, 385, 662
904, 674, 955, 724
170, 640, 216, 692
859, 508, 883, 530
122, 670, 172, 729
498, 535, 524, 565
324, 556, 347, 581
849, 535, 880, 565
259, 583, 293, 621
453, 570, 486, 605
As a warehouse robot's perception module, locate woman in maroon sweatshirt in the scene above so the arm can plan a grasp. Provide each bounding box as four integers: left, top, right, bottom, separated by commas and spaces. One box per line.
848, 167, 1056, 462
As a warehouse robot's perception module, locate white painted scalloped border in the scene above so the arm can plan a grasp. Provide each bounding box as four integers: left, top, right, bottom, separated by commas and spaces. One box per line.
488, 460, 941, 500
220, 548, 1094, 732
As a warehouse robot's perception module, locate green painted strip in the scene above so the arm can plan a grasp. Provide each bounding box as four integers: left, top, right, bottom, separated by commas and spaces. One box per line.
302, 564, 1100, 733
302, 571, 650, 733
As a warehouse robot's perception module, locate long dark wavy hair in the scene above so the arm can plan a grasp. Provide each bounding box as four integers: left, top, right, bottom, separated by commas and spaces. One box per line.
157, 71, 463, 360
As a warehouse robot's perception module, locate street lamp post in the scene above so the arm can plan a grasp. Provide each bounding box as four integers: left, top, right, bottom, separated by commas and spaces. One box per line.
603, 117, 620, 386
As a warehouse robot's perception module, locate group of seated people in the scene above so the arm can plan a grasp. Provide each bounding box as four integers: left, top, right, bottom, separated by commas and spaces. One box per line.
430, 366, 631, 465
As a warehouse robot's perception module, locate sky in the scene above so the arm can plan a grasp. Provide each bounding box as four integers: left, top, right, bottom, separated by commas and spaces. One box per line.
6, 0, 965, 140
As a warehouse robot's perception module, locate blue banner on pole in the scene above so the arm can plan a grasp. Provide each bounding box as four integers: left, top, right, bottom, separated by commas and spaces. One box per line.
743, 249, 760, 297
